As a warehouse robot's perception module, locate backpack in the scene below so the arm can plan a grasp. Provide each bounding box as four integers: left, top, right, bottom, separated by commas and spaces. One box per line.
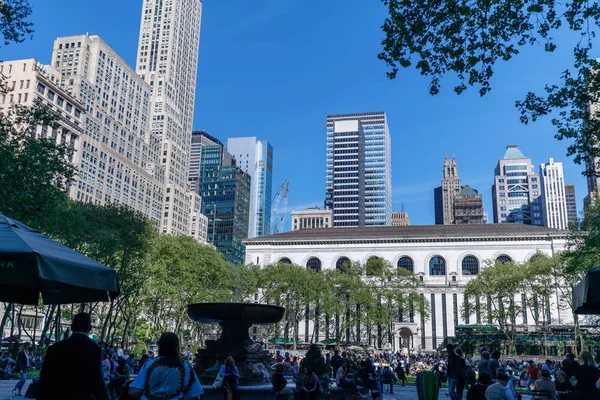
466, 365, 476, 385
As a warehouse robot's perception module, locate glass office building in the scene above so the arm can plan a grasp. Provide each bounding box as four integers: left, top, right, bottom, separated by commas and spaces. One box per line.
325, 112, 392, 226
199, 145, 251, 265
227, 138, 273, 238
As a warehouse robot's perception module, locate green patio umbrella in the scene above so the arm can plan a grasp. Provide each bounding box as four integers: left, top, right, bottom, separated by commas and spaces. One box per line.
573, 266, 600, 315
0, 213, 120, 305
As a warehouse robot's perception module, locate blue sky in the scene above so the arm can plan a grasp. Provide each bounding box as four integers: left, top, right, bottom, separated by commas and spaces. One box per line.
2, 0, 589, 226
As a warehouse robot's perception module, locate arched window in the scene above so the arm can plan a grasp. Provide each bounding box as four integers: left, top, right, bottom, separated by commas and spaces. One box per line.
278, 257, 292, 265
366, 256, 385, 276
462, 256, 479, 276
336, 257, 351, 271
429, 256, 446, 276
306, 257, 322, 271
397, 257, 414, 273
496, 255, 512, 264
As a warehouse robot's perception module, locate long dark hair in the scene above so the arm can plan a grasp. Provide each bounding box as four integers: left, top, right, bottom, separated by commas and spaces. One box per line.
157, 332, 182, 366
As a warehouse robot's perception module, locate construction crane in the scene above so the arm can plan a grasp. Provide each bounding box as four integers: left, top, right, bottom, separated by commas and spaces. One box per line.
270, 179, 290, 234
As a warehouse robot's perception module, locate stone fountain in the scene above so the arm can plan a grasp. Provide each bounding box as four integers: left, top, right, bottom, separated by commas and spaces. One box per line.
187, 302, 286, 387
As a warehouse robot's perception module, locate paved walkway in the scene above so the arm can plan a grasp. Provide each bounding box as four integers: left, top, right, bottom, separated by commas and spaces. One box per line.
0, 379, 534, 400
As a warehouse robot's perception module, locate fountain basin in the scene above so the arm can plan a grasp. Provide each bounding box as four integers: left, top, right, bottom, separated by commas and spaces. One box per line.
188, 302, 285, 385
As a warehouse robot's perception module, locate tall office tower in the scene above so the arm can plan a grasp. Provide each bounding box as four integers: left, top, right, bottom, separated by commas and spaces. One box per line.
492, 145, 542, 225
391, 211, 410, 226
325, 118, 366, 227
565, 184, 578, 227
227, 137, 273, 238
135, 0, 202, 236
48, 36, 165, 223
325, 112, 392, 226
433, 155, 461, 224
188, 130, 226, 191
198, 143, 250, 265
453, 186, 484, 224
539, 159, 569, 230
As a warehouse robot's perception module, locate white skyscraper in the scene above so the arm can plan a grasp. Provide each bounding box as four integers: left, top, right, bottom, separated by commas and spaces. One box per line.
135, 0, 202, 235
325, 112, 392, 226
48, 36, 165, 224
227, 137, 273, 238
540, 158, 569, 230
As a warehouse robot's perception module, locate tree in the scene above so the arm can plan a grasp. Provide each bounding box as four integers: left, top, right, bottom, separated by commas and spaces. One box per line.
464, 260, 524, 354
378, 1, 600, 170
144, 235, 233, 337
0, 99, 76, 228
0, 0, 33, 47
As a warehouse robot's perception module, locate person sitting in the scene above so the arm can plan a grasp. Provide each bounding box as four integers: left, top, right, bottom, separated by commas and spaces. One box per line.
532, 369, 556, 400
108, 357, 131, 399
554, 371, 573, 393
128, 332, 202, 400
485, 372, 515, 400
219, 356, 240, 400
466, 371, 491, 400
272, 363, 293, 400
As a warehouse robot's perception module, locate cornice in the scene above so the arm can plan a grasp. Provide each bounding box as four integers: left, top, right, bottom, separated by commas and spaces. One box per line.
244, 233, 568, 247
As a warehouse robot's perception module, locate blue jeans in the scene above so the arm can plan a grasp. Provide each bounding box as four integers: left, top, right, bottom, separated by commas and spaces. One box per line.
14, 371, 27, 392
526, 378, 535, 394
448, 378, 461, 400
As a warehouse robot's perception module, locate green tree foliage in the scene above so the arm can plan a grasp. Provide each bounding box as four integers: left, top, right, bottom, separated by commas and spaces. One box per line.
299, 344, 330, 377
0, 0, 33, 47
0, 98, 76, 228
378, 1, 600, 169
145, 235, 233, 334
464, 260, 524, 353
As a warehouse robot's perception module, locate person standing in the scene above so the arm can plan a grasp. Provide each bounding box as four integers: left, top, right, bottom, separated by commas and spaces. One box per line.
478, 351, 492, 377
447, 344, 462, 400
395, 363, 406, 386
526, 360, 539, 395
37, 313, 109, 400
574, 350, 600, 395
456, 348, 468, 399
489, 351, 501, 381
11, 342, 30, 396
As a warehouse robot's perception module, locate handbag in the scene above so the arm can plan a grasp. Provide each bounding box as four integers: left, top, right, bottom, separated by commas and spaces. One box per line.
212, 373, 224, 389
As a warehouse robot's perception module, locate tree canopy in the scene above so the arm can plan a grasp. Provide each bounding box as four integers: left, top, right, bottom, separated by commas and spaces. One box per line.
379, 0, 600, 171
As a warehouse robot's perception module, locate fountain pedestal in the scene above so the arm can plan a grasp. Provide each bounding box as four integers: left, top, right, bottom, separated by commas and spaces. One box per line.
187, 302, 285, 386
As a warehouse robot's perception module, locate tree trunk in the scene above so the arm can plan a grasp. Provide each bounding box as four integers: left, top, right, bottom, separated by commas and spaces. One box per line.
100, 301, 114, 344
38, 305, 56, 347
0, 303, 13, 339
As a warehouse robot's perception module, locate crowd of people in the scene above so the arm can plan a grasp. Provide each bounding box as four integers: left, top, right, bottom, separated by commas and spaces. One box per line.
445, 344, 600, 400
4, 314, 600, 400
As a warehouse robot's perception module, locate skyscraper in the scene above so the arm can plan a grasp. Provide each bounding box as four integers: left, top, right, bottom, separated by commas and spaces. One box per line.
539, 159, 569, 230
434, 155, 461, 225
492, 145, 542, 225
391, 212, 410, 226
48, 36, 165, 224
188, 130, 227, 190
227, 137, 273, 238
453, 186, 484, 224
135, 0, 202, 236
565, 184, 578, 227
198, 143, 250, 265
325, 112, 392, 226
326, 118, 365, 227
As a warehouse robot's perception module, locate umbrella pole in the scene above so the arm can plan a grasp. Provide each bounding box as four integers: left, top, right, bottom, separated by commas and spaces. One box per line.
55, 305, 61, 341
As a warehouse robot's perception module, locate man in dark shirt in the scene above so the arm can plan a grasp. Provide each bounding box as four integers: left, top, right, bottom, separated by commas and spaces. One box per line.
561, 353, 579, 380
447, 344, 462, 400
37, 313, 109, 400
